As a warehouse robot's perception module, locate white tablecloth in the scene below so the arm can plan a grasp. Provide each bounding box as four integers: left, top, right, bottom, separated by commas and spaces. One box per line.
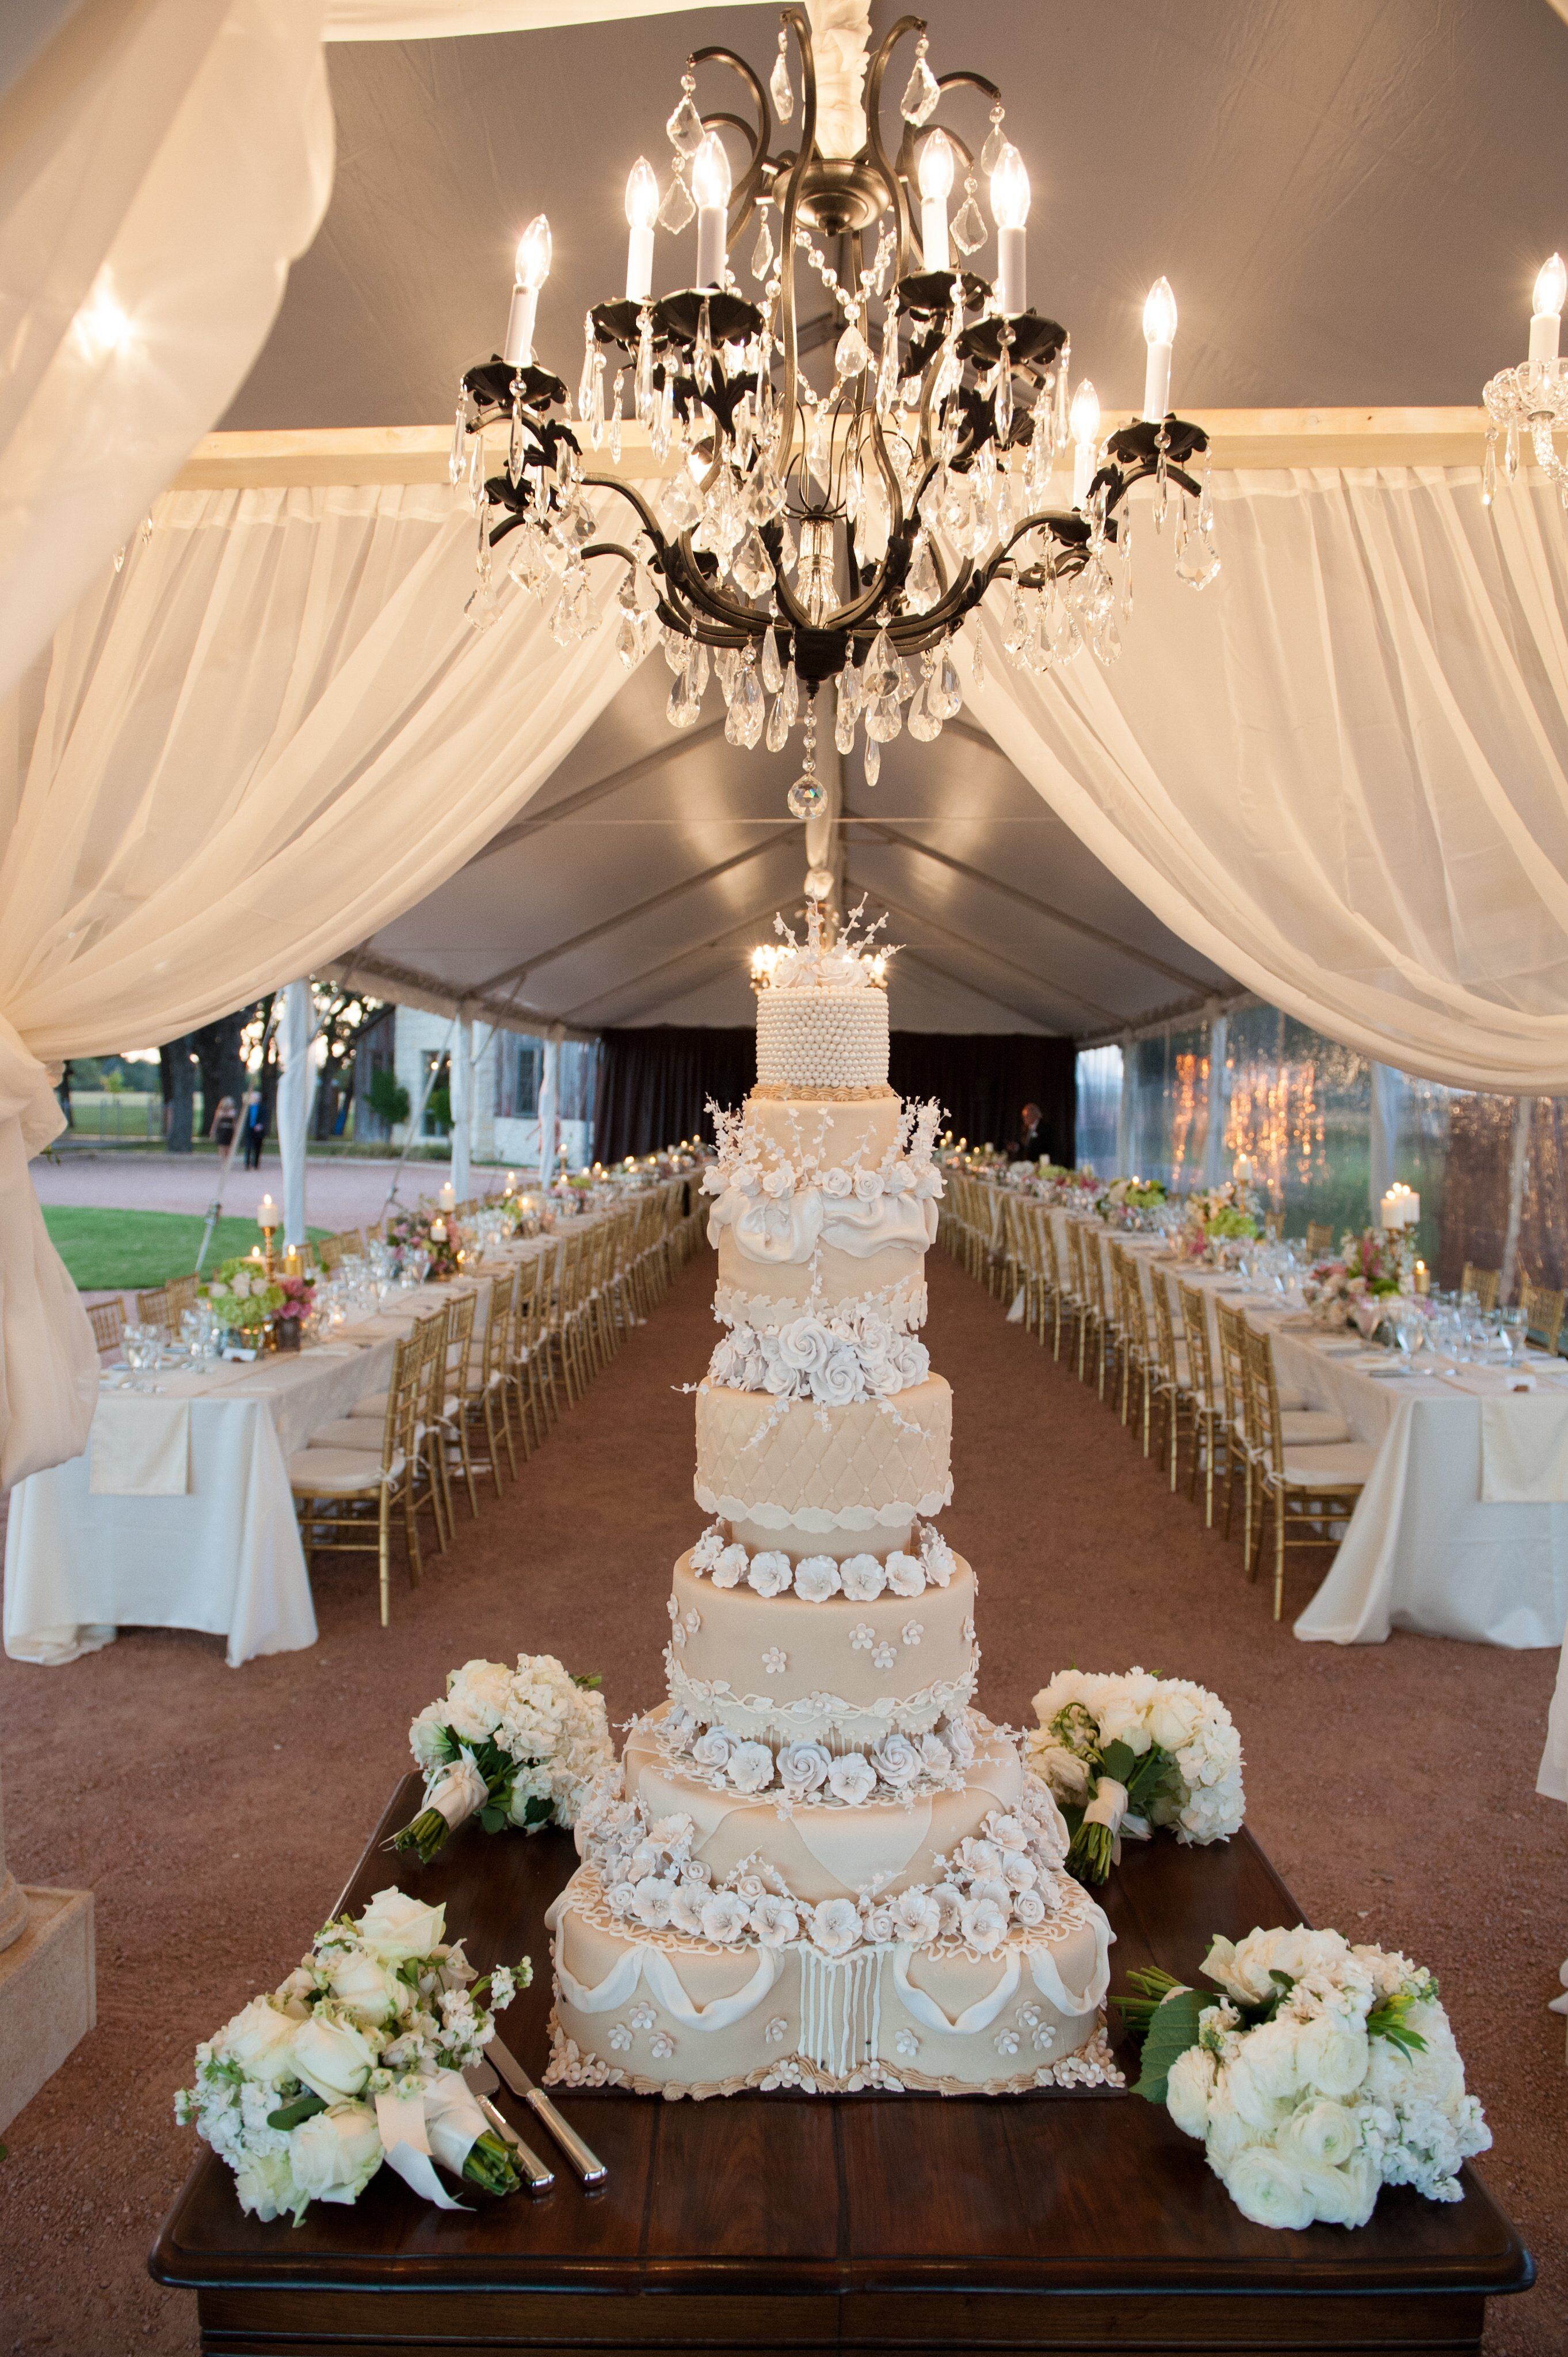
3, 1338, 395, 1670
1037, 1202, 1568, 1651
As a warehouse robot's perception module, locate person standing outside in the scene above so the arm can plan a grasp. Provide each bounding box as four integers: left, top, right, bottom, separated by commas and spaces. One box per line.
241, 1087, 268, 1171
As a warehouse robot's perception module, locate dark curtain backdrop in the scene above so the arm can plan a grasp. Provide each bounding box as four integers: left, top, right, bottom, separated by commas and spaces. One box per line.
593, 1027, 1075, 1166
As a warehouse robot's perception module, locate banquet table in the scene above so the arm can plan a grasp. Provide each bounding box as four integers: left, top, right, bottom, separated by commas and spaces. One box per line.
150, 1775, 1532, 2356
1, 1231, 570, 1671
1039, 1204, 1568, 1650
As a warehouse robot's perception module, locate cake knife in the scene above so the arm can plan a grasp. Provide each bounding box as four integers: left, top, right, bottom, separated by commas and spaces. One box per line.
463, 2062, 554, 2192
487, 2036, 608, 2187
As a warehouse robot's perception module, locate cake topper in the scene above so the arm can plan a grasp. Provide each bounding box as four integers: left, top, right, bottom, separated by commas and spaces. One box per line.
749, 895, 897, 992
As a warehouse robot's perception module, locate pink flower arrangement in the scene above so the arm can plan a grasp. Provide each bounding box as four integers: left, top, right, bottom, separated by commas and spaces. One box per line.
274, 1273, 316, 1323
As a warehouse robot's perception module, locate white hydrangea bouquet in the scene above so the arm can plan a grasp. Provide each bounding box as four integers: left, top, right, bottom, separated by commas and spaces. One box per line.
394, 1652, 615, 1864
176, 1888, 531, 2223
1026, 1669, 1245, 1886
1118, 1926, 1490, 2230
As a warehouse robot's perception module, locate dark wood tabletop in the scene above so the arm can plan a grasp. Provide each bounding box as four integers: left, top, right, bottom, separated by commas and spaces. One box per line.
150, 1773, 1532, 2356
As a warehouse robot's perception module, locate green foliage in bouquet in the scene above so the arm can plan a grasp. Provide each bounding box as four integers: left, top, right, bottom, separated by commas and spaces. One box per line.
203, 1255, 283, 1330
393, 1655, 615, 1864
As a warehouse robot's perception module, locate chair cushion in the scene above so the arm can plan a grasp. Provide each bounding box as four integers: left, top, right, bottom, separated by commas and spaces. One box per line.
1280, 1408, 1353, 1446
348, 1392, 388, 1419
308, 1418, 391, 1453
1280, 1442, 1378, 1488
289, 1446, 404, 1495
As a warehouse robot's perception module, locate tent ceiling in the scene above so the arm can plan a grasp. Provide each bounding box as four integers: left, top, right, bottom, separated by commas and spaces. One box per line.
247, 0, 1568, 1040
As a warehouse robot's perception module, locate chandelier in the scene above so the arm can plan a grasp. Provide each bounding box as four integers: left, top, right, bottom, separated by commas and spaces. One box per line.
1482, 253, 1568, 505
452, 4, 1220, 815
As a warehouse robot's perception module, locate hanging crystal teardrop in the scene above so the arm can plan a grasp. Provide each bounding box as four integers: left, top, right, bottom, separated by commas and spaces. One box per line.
863, 735, 882, 788
449, 397, 470, 488
1482, 433, 1498, 507
765, 692, 790, 752
769, 34, 793, 123
834, 676, 857, 754
609, 371, 624, 463
1505, 418, 1520, 482
906, 534, 940, 613
980, 108, 1007, 177
930, 645, 962, 719
994, 364, 1013, 443
667, 658, 700, 728
864, 626, 896, 698
907, 680, 942, 742
615, 611, 641, 669
751, 205, 775, 281
658, 168, 696, 234
666, 86, 705, 155
901, 43, 941, 125
731, 525, 774, 597
864, 692, 903, 743
761, 626, 785, 694
951, 188, 987, 256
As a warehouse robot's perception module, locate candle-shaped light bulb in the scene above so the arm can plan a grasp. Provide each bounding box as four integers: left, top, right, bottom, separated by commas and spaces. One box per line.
503, 214, 552, 365
1069, 376, 1100, 509
1141, 275, 1177, 420
1531, 252, 1566, 364
918, 127, 955, 274
624, 157, 659, 302
692, 132, 732, 290
989, 143, 1030, 314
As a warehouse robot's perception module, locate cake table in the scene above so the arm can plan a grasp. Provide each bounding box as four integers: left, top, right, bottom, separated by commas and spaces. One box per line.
148, 1773, 1532, 2356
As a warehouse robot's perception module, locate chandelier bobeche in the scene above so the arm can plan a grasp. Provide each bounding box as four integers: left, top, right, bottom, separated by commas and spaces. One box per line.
453, 5, 1220, 813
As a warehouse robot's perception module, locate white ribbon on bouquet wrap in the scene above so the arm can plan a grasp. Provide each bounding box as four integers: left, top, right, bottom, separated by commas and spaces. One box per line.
373, 2069, 491, 2209
426, 1756, 491, 1829
1081, 1775, 1153, 1866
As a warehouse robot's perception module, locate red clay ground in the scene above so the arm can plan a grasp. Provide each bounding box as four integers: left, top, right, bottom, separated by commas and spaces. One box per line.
1, 1246, 1563, 2353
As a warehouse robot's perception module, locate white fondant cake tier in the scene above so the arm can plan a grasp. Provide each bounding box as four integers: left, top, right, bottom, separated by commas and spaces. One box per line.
665, 1553, 976, 1745
545, 1862, 1113, 2097
743, 1093, 905, 1165
623, 1712, 1017, 1900
694, 1376, 952, 1535
756, 986, 889, 1091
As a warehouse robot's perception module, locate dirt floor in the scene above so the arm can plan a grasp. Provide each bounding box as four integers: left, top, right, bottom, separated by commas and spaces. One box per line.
1, 1247, 1563, 2354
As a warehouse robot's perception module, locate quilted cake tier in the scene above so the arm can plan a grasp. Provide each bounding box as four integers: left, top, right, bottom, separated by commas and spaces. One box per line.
694, 1375, 952, 1539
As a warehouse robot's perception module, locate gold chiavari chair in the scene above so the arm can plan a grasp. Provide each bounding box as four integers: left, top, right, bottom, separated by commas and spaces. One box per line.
316, 1233, 346, 1274
998, 1191, 1025, 1319
87, 1297, 127, 1355
1462, 1262, 1501, 1312
1063, 1219, 1096, 1384
437, 1288, 483, 1517
1241, 1324, 1376, 1619
1146, 1265, 1189, 1489
291, 1331, 425, 1624
1214, 1299, 1256, 1545
1037, 1207, 1069, 1360
1304, 1220, 1334, 1258
135, 1283, 174, 1334
1520, 1277, 1566, 1356
1263, 1210, 1284, 1242
1021, 1201, 1054, 1341
1111, 1244, 1154, 1451
1176, 1280, 1227, 1526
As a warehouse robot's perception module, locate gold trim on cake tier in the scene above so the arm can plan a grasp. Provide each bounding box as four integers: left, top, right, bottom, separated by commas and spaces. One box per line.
749, 1083, 895, 1103
544, 1863, 1113, 2098
665, 1553, 977, 1747
694, 1375, 952, 1536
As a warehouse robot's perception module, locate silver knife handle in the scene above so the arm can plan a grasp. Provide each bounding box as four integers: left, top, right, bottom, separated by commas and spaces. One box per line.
525, 2086, 608, 2187
478, 2094, 555, 2192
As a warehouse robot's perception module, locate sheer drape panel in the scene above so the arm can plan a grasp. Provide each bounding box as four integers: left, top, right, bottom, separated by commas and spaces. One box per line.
968, 469, 1568, 1094
0, 479, 648, 1479
0, 0, 332, 706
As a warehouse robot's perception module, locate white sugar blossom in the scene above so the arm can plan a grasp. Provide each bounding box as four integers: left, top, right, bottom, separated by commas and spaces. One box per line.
726, 1741, 775, 1795
840, 1553, 887, 1601
700, 1892, 750, 1944
849, 1622, 876, 1651
779, 1740, 831, 1796
689, 1525, 725, 1573
959, 1895, 1010, 1955
871, 1732, 922, 1788
794, 1555, 842, 1602
890, 1888, 942, 1945
810, 1897, 863, 1956
691, 1727, 735, 1770
749, 1894, 801, 1948
827, 1753, 878, 1805
747, 1549, 793, 1598
920, 1732, 952, 1776
632, 1876, 679, 1930
885, 1551, 924, 1597
711, 1544, 749, 1589
894, 2028, 920, 2057
871, 1643, 897, 1670
761, 1646, 788, 1677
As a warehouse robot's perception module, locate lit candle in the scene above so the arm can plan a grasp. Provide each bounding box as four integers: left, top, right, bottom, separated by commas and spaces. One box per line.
505, 1170, 516, 1193
1414, 1259, 1429, 1294
503, 214, 552, 367
989, 144, 1030, 315
691, 132, 731, 292
1529, 252, 1566, 366
624, 158, 659, 302
1069, 377, 1100, 509
257, 1194, 277, 1228
440, 1181, 456, 1209
1142, 276, 1177, 420
430, 1217, 447, 1243
918, 128, 954, 274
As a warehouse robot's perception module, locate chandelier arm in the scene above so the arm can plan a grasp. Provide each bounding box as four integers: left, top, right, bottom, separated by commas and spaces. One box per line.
771, 5, 817, 497
863, 17, 925, 282
658, 535, 773, 642
688, 45, 770, 242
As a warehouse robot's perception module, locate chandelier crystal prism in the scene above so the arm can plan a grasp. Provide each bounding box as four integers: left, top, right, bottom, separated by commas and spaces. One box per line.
1482, 253, 1568, 505
453, 5, 1220, 802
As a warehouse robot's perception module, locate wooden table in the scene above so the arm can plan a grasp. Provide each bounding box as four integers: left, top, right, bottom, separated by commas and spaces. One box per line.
150, 1776, 1532, 2355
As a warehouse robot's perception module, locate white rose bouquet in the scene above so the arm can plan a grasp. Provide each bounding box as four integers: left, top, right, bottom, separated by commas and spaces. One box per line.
1117, 1926, 1490, 2230
394, 1652, 615, 1864
1026, 1668, 1245, 1886
176, 1886, 532, 2222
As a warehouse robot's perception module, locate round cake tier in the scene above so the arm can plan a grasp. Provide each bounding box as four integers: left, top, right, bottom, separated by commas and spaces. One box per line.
711, 1092, 934, 1320
694, 1376, 952, 1537
623, 1710, 1021, 1902
756, 984, 888, 1091
547, 1865, 1112, 2097
665, 1553, 976, 1747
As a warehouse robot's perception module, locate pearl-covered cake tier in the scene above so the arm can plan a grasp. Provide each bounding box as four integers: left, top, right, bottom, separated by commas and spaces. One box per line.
543, 919, 1115, 2097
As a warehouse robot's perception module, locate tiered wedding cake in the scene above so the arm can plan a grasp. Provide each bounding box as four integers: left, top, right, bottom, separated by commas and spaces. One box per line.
545, 915, 1115, 2096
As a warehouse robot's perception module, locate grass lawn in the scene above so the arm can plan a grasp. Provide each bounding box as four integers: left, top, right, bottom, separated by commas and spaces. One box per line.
43, 1208, 327, 1292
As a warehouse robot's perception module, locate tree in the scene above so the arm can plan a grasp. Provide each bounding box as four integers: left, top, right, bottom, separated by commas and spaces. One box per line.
367, 1066, 411, 1128
309, 983, 387, 1141
160, 1038, 198, 1152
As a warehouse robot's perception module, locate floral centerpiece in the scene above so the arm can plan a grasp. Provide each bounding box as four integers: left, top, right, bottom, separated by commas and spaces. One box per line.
1178, 1182, 1260, 1263
203, 1255, 283, 1336
1304, 1228, 1410, 1333
176, 1887, 531, 2222
386, 1203, 461, 1281
272, 1271, 316, 1349
393, 1654, 615, 1863
1117, 1927, 1490, 2231
1097, 1176, 1168, 1227
1025, 1669, 1245, 1886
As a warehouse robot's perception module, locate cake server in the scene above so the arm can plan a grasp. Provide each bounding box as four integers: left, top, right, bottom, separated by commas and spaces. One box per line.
463, 2061, 555, 2192
486, 2036, 608, 2187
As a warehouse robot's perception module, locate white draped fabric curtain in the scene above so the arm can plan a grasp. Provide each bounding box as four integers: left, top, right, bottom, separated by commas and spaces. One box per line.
0, 479, 648, 1483
967, 467, 1568, 1096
